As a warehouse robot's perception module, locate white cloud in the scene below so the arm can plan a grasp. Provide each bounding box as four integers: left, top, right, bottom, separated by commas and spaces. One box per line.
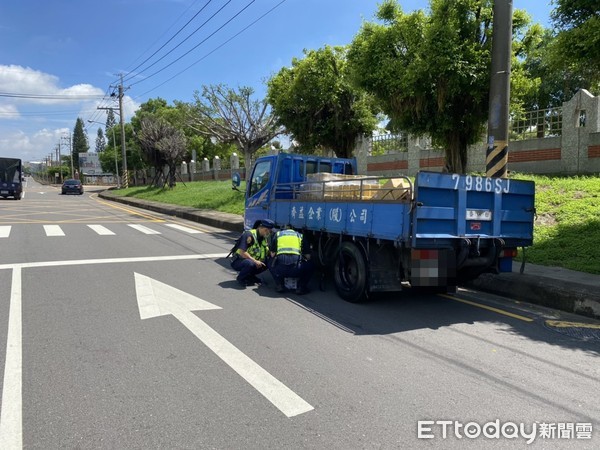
0, 65, 59, 94
0, 128, 70, 161
0, 103, 19, 118
0, 65, 104, 106
0, 64, 132, 161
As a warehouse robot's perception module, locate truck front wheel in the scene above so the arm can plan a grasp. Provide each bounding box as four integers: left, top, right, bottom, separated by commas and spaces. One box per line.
334, 241, 368, 303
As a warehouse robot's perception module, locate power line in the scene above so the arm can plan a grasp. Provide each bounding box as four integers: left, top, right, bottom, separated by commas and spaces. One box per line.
130, 0, 257, 88
135, 0, 287, 99
123, 0, 215, 82
0, 109, 98, 117
123, 0, 234, 84
0, 92, 105, 100
123, 0, 205, 72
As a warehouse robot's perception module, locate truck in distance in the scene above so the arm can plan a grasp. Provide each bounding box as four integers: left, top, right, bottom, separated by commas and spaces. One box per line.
0, 157, 23, 200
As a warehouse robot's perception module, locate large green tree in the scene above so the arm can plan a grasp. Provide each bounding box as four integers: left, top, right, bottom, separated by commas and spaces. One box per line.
348, 0, 497, 173
549, 0, 600, 92
94, 128, 106, 153
267, 45, 379, 158
516, 26, 587, 111
105, 108, 117, 131
72, 117, 89, 172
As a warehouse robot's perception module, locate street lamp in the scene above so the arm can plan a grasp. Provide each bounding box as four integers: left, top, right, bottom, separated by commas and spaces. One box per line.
88, 120, 120, 188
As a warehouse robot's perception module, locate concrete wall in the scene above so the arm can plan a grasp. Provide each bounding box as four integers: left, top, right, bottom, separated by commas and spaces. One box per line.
360, 89, 600, 177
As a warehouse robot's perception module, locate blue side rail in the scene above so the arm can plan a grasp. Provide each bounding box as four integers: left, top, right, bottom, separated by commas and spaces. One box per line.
266, 176, 414, 242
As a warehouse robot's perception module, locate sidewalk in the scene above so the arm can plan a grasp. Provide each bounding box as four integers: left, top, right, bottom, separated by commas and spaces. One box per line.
98, 190, 600, 320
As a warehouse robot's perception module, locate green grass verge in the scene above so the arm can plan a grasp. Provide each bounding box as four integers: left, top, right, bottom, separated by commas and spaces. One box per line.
510, 174, 600, 274
112, 174, 600, 274
113, 180, 247, 215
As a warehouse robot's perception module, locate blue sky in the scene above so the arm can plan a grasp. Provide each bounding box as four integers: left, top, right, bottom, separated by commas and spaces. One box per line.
0, 0, 554, 162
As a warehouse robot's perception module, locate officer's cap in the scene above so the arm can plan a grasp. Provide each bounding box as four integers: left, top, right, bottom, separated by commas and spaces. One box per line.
258, 219, 275, 229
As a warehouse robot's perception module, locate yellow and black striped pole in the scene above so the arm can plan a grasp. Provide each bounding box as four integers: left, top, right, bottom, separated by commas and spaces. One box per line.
486, 138, 508, 178
486, 0, 513, 179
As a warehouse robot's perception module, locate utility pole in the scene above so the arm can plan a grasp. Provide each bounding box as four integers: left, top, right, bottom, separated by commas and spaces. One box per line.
57, 141, 62, 183
118, 74, 128, 188
486, 0, 513, 179
55, 145, 60, 185
61, 135, 74, 178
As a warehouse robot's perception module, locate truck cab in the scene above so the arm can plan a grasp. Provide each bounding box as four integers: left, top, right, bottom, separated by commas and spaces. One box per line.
245, 153, 356, 229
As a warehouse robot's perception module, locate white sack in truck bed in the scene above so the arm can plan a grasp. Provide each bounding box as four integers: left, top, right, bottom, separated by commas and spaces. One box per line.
300, 173, 379, 200
299, 173, 411, 201
371, 178, 412, 201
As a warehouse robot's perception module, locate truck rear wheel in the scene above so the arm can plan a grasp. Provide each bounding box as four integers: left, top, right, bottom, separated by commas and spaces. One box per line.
334, 241, 368, 303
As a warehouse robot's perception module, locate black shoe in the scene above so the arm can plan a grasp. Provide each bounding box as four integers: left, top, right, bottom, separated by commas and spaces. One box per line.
249, 275, 263, 284
275, 283, 285, 293
237, 277, 254, 286
295, 287, 309, 295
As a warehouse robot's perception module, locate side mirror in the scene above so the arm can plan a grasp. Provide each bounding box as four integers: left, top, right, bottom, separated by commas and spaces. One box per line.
232, 172, 241, 191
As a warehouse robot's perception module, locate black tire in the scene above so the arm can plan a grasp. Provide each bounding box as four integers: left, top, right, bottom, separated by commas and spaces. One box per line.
334, 241, 368, 303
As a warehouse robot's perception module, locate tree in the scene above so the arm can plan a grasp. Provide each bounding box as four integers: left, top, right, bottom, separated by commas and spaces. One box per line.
347, 0, 495, 173
72, 118, 89, 171
515, 26, 586, 111
105, 109, 117, 132
549, 0, 600, 92
137, 116, 187, 188
267, 46, 379, 158
348, 0, 501, 173
187, 84, 283, 178
95, 128, 106, 153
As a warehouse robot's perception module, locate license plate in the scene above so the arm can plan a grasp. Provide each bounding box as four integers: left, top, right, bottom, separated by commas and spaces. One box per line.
466, 209, 492, 221
0, 190, 8, 195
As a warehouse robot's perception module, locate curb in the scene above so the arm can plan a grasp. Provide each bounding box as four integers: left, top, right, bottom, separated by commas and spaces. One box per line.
465, 271, 600, 320
98, 191, 244, 233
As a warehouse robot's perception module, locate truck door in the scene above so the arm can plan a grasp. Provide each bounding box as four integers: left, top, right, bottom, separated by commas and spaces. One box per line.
244, 156, 275, 229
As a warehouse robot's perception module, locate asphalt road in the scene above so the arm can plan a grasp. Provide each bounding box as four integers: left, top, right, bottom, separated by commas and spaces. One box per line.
0, 178, 598, 449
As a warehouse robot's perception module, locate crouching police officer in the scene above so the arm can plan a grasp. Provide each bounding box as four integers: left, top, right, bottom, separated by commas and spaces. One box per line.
231, 219, 274, 286
268, 227, 315, 295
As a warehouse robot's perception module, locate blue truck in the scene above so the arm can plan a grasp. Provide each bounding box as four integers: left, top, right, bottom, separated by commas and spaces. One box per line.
0, 157, 23, 200
244, 153, 535, 302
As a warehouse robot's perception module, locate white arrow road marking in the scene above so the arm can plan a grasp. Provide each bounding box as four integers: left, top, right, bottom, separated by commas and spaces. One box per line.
0, 267, 22, 449
0, 253, 227, 449
134, 273, 314, 418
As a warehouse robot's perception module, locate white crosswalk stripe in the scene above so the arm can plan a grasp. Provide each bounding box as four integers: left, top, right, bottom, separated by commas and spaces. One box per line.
0, 226, 11, 238
165, 223, 203, 234
127, 224, 161, 235
87, 225, 116, 235
0, 223, 204, 238
44, 225, 65, 236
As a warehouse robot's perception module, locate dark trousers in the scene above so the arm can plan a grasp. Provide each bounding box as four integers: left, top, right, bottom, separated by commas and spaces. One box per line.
231, 257, 267, 281
269, 259, 315, 289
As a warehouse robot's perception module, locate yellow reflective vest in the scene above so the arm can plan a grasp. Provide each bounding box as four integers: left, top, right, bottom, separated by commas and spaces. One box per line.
275, 229, 302, 256
236, 229, 269, 261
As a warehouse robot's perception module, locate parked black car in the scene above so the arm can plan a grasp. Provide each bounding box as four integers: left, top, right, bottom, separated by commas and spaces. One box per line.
61, 179, 84, 195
